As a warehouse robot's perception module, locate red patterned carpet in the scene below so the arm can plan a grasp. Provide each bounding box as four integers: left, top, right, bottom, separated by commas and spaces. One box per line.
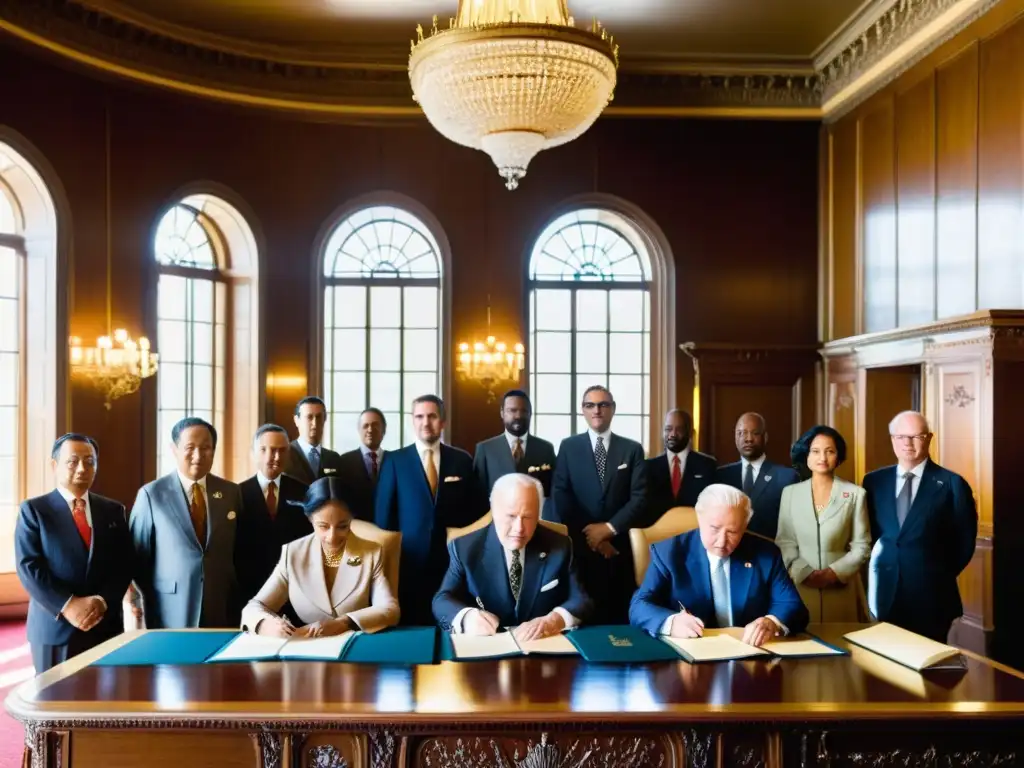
0, 621, 30, 768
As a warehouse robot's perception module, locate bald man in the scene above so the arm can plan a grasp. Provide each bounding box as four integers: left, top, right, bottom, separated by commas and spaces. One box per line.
863, 411, 976, 642
715, 413, 799, 540
645, 409, 717, 523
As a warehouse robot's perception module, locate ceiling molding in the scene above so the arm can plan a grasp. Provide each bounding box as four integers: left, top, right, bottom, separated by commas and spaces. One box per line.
0, 0, 1006, 121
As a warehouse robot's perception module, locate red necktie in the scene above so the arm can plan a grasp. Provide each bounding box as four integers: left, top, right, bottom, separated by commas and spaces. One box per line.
671, 455, 682, 498
72, 498, 92, 549
266, 481, 278, 519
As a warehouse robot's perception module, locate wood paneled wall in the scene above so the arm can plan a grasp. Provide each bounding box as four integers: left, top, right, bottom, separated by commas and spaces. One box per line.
822, 0, 1024, 341
0, 42, 819, 507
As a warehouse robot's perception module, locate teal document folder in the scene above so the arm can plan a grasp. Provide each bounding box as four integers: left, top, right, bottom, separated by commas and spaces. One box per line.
92, 631, 239, 666
343, 627, 437, 665
567, 625, 681, 663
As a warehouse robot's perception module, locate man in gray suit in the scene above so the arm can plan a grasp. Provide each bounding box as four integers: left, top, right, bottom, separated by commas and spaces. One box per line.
129, 417, 245, 628
473, 390, 557, 517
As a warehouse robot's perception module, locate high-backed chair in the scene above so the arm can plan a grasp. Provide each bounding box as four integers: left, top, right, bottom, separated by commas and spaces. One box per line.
629, 506, 699, 586
350, 519, 402, 592
446, 511, 568, 542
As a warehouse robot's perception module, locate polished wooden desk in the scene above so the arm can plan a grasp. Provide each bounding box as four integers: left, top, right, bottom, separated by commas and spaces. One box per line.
6, 625, 1024, 768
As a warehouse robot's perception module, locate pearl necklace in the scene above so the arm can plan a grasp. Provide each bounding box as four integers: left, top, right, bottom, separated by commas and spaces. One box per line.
321, 545, 343, 568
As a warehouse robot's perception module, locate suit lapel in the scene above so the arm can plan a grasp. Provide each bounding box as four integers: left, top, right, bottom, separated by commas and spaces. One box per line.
47, 491, 89, 572
817, 480, 846, 525
409, 444, 436, 507
516, 530, 550, 622
601, 434, 624, 492
651, 456, 672, 499
899, 463, 942, 539
877, 467, 900, 533
729, 541, 755, 625
685, 537, 715, 621
484, 526, 517, 618
162, 475, 203, 552
495, 436, 518, 476
329, 535, 365, 609
205, 476, 231, 551
295, 535, 334, 614
291, 442, 314, 482
750, 461, 774, 505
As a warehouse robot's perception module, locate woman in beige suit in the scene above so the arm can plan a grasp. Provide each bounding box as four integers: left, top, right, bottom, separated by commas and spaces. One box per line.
776, 426, 871, 623
242, 477, 399, 637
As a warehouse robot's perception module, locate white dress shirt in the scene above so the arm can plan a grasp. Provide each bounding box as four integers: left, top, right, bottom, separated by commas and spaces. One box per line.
896, 459, 928, 504
742, 454, 767, 485
505, 431, 528, 455
416, 439, 441, 478
256, 472, 279, 500
667, 446, 690, 475
55, 486, 106, 617
588, 428, 612, 454
453, 546, 579, 633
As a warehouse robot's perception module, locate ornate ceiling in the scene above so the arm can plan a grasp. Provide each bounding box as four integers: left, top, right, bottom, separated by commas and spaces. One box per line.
0, 0, 1006, 119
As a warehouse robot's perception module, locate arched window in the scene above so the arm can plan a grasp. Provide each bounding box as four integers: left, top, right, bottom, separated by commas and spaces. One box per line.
0, 139, 63, 574
528, 205, 673, 453
321, 204, 444, 452
153, 193, 260, 479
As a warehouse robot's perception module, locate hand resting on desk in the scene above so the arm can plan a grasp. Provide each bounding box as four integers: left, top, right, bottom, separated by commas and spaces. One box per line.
513, 611, 566, 643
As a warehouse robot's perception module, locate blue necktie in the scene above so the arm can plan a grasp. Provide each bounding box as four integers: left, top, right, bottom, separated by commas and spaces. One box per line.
711, 558, 732, 628
308, 446, 320, 475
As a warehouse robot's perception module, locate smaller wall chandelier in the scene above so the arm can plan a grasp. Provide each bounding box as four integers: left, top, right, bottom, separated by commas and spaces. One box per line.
457, 305, 525, 401
69, 329, 158, 409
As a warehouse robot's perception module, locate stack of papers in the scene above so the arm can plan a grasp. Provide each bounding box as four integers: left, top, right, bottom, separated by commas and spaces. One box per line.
207, 631, 357, 663
449, 631, 578, 660
844, 623, 964, 671
659, 630, 846, 663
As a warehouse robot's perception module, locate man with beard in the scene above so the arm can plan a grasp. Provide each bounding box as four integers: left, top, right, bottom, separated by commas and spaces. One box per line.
715, 412, 799, 540
645, 409, 717, 523
473, 390, 557, 518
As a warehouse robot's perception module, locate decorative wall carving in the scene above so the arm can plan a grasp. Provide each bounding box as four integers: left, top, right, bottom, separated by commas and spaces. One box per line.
801, 730, 1019, 767
308, 745, 349, 768
370, 731, 398, 768
417, 733, 670, 768
254, 729, 284, 768
944, 385, 976, 408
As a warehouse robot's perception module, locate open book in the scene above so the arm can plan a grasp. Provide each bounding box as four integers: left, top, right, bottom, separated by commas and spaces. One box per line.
660, 629, 846, 663
206, 630, 357, 662
844, 623, 964, 671
448, 631, 578, 660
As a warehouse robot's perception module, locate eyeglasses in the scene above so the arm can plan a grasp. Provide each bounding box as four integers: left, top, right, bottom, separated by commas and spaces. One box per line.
582, 401, 614, 411
891, 433, 930, 443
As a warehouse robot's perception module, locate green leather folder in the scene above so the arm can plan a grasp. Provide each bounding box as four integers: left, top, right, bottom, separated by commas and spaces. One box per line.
566, 625, 682, 663
92, 631, 239, 666
342, 627, 438, 665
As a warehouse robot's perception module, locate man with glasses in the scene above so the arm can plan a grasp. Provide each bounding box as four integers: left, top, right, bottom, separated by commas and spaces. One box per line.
716, 413, 799, 540
862, 410, 977, 642
551, 385, 646, 623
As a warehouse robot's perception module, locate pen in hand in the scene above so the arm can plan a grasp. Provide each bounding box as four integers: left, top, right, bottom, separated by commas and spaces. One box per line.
476, 596, 486, 610
678, 602, 687, 613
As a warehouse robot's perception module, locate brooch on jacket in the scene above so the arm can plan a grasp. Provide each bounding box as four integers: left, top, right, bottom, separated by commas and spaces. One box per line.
212, 491, 223, 499
346, 555, 362, 566
528, 464, 552, 473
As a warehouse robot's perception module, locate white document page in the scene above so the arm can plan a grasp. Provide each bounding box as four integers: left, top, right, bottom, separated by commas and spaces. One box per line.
278, 631, 357, 660
450, 632, 521, 659
207, 633, 288, 662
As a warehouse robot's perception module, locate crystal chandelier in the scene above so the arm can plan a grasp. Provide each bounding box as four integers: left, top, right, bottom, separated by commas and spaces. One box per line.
409, 0, 619, 190
457, 302, 525, 401
70, 330, 158, 409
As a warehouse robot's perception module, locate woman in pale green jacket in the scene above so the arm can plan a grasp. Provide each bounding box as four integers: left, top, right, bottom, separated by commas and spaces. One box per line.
776, 426, 872, 623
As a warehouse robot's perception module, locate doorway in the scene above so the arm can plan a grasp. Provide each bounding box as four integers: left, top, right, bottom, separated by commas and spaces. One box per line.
863, 364, 921, 473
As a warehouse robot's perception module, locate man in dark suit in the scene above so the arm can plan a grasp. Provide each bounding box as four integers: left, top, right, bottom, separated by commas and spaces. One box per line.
336, 407, 387, 521
130, 417, 245, 628
237, 424, 311, 608
863, 410, 977, 642
646, 409, 716, 523
282, 396, 343, 485
630, 484, 808, 644
551, 384, 647, 624
16, 433, 134, 673
715, 412, 800, 540
375, 394, 486, 625
473, 389, 557, 517
434, 473, 592, 639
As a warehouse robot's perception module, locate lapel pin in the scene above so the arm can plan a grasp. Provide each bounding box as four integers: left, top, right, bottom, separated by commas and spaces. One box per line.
227, 510, 236, 520
843, 491, 850, 498
212, 491, 223, 499
936, 479, 944, 486
764, 475, 772, 483
744, 562, 752, 568
539, 552, 547, 559
346, 555, 362, 566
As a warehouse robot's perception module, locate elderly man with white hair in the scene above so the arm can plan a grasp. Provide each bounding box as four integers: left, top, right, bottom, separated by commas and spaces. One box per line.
629, 484, 808, 646
432, 473, 592, 643
862, 410, 976, 642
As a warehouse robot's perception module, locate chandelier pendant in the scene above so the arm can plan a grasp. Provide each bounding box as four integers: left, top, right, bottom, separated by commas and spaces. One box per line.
409, 1, 619, 190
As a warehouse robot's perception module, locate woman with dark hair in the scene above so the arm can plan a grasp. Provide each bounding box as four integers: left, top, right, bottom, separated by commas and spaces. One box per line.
241, 477, 399, 637
775, 425, 871, 623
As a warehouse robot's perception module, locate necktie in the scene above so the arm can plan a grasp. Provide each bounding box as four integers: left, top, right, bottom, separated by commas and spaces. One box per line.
509, 549, 523, 603
424, 448, 438, 496
308, 446, 321, 475
190, 483, 207, 547
896, 471, 914, 527
711, 558, 732, 628
742, 462, 754, 495
671, 455, 682, 497
512, 438, 523, 465
369, 451, 378, 481
266, 481, 278, 519
594, 436, 607, 484
71, 498, 91, 549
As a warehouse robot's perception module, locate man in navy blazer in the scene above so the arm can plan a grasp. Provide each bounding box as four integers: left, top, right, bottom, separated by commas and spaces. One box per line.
863, 411, 977, 642
630, 484, 808, 645
16, 434, 134, 673
376, 394, 486, 625
645, 409, 717, 522
551, 385, 647, 624
433, 473, 592, 640
715, 412, 800, 540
